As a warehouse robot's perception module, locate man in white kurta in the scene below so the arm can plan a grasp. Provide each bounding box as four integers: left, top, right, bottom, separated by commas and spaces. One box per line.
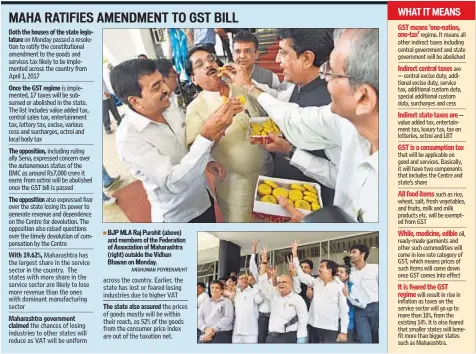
232, 272, 263, 343
185, 47, 273, 222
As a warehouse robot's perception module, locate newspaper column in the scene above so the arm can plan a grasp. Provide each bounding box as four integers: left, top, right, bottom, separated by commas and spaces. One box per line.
388, 1, 475, 353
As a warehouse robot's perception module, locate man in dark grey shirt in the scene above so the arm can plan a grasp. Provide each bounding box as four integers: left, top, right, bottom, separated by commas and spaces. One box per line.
232, 31, 280, 89
263, 29, 336, 206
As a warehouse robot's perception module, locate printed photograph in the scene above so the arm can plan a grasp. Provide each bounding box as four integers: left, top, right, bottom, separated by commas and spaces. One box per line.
197, 231, 379, 343
101, 28, 379, 223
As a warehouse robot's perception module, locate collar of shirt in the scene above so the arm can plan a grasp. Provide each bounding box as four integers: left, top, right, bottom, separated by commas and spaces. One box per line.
355, 134, 378, 172
296, 75, 326, 93
128, 109, 158, 133
210, 295, 226, 303
237, 285, 252, 293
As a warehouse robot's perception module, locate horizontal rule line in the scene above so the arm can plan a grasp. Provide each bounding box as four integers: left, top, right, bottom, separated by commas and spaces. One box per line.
9, 248, 94, 250
397, 62, 466, 64
397, 227, 466, 228
397, 187, 466, 189
396, 141, 466, 143
9, 193, 94, 194
397, 280, 465, 282
9, 144, 94, 146
397, 108, 466, 110
9, 311, 94, 313
102, 300, 188, 302
8, 81, 94, 83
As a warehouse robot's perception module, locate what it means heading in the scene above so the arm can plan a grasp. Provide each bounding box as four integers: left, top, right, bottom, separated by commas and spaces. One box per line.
9, 11, 238, 24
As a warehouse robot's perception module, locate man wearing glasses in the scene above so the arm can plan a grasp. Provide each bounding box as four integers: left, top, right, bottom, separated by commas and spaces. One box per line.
111, 59, 233, 223
224, 28, 379, 223
232, 31, 280, 89
249, 29, 339, 209
185, 46, 273, 223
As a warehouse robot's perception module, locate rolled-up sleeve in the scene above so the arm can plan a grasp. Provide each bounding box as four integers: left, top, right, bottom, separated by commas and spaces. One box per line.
290, 149, 338, 189
257, 93, 343, 150
118, 134, 213, 195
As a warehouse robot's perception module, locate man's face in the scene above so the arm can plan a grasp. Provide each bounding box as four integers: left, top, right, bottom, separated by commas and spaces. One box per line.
325, 30, 362, 120
300, 262, 312, 275
225, 278, 235, 288
189, 50, 221, 91
275, 38, 307, 84
132, 70, 170, 115
277, 275, 292, 297
233, 41, 258, 71
164, 68, 178, 94
337, 267, 349, 282
210, 283, 223, 299
238, 274, 249, 289
318, 261, 332, 281
197, 285, 205, 296
350, 248, 365, 264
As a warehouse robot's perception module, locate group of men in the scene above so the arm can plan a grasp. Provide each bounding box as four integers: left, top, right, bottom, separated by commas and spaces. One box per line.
197, 239, 379, 344
108, 28, 379, 223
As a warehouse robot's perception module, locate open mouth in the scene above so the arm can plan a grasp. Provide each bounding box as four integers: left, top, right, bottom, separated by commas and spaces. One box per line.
207, 68, 217, 76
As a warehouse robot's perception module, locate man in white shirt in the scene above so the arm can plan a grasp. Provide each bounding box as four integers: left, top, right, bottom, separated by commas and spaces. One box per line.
349, 244, 379, 343
257, 247, 308, 343
197, 282, 209, 309
224, 28, 379, 222
248, 240, 301, 343
291, 240, 349, 343
232, 271, 263, 343
111, 59, 236, 222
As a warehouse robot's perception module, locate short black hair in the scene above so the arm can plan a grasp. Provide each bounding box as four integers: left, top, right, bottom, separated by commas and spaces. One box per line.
185, 44, 224, 77
138, 54, 148, 59
300, 259, 314, 270
233, 30, 259, 50
155, 58, 174, 78
276, 28, 334, 67
110, 59, 157, 109
226, 276, 237, 283
320, 259, 338, 276
197, 282, 206, 289
350, 244, 370, 261
209, 280, 224, 290
338, 264, 351, 275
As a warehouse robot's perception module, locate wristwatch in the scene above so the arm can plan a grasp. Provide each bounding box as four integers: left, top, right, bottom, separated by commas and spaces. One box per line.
284, 145, 297, 161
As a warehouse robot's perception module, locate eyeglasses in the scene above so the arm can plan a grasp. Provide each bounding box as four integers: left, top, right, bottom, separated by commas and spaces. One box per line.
192, 54, 217, 70
319, 61, 351, 80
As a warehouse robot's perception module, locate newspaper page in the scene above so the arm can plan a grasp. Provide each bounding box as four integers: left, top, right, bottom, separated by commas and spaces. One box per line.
1, 1, 475, 354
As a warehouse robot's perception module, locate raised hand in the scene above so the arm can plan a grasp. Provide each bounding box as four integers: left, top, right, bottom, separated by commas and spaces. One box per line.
251, 239, 259, 254
291, 239, 300, 258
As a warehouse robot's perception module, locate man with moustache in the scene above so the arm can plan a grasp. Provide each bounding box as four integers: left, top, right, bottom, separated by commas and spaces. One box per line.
291, 240, 349, 343
254, 29, 338, 206
232, 31, 280, 89
258, 247, 308, 343
232, 271, 263, 343
226, 28, 379, 223
111, 59, 233, 223
185, 46, 273, 222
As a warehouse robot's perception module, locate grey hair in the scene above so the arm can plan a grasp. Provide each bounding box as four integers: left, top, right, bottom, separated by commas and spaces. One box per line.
333, 28, 379, 95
